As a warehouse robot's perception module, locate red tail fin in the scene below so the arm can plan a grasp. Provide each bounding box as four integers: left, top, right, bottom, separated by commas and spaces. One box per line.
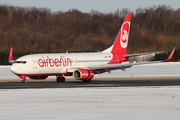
8, 47, 14, 63
111, 14, 132, 54
162, 47, 176, 62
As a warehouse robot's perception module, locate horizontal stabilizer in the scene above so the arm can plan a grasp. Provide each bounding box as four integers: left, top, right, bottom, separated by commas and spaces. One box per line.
123, 51, 164, 58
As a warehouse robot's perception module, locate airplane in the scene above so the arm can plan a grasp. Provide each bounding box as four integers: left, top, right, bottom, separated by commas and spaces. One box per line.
8, 14, 176, 83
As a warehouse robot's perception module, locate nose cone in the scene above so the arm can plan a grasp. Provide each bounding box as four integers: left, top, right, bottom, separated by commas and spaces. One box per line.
10, 64, 18, 74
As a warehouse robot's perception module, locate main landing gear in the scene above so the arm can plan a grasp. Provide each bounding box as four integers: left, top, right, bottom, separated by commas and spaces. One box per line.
83, 80, 91, 83
56, 76, 65, 82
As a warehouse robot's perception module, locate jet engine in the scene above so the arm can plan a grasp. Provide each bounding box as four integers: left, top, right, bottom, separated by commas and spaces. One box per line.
73, 69, 94, 80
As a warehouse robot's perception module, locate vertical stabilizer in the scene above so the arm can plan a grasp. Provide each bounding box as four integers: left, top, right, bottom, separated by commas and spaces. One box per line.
102, 14, 132, 54
111, 14, 132, 54
8, 47, 14, 63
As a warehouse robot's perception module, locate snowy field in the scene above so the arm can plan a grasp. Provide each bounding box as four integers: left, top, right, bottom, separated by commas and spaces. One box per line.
0, 62, 180, 120
1, 62, 180, 80
0, 87, 180, 120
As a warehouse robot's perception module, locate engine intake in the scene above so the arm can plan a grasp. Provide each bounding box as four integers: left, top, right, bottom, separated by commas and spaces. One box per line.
73, 69, 94, 80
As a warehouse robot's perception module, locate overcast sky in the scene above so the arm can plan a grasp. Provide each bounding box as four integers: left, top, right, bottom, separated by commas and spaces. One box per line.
0, 0, 179, 13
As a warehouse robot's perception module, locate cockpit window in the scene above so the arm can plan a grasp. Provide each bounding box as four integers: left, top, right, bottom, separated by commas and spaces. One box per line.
14, 61, 27, 64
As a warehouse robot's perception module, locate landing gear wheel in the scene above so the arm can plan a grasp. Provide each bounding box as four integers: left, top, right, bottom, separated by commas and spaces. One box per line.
22, 79, 27, 83
61, 77, 65, 82
83, 80, 91, 83
56, 76, 65, 83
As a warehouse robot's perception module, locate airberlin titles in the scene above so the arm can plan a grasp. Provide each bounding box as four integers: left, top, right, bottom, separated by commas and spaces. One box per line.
38, 56, 72, 67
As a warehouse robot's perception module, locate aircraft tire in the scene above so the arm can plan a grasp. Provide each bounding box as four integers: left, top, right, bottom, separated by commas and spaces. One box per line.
22, 79, 27, 83
56, 77, 65, 83
60, 77, 65, 82
83, 80, 91, 83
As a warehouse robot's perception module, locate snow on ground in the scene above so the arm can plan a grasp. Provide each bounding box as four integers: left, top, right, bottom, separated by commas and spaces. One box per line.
0, 87, 180, 120
0, 63, 180, 119
0, 66, 19, 80
95, 62, 180, 78
1, 62, 180, 80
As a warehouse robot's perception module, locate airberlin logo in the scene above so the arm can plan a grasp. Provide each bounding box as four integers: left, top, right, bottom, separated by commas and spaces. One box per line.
38, 56, 72, 67
120, 21, 130, 48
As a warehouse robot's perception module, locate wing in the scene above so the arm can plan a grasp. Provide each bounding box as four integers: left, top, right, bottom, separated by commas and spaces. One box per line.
90, 47, 176, 73
67, 47, 176, 74
123, 51, 164, 58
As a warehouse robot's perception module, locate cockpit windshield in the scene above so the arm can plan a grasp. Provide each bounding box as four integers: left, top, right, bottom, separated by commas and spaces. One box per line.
14, 61, 27, 64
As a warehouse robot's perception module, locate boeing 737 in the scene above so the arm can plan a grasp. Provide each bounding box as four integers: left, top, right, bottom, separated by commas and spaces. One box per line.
8, 14, 176, 83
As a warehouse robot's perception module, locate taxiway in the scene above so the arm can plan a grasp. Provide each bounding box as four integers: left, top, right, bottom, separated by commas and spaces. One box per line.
0, 78, 180, 89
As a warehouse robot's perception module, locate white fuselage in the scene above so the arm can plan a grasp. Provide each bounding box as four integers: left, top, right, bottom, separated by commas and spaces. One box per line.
10, 52, 113, 76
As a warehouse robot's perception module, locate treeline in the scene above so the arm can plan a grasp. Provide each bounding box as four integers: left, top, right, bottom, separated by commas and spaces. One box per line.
0, 5, 180, 64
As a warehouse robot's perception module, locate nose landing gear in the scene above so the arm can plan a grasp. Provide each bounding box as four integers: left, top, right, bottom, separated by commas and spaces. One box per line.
22, 79, 27, 83
20, 75, 27, 83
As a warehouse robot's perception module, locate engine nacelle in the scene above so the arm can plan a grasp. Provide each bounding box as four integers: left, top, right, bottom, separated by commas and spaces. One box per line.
73, 69, 94, 80
29, 76, 48, 80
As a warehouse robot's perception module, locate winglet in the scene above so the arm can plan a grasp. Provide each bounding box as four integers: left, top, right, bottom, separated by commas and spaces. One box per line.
8, 47, 14, 64
162, 47, 176, 62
